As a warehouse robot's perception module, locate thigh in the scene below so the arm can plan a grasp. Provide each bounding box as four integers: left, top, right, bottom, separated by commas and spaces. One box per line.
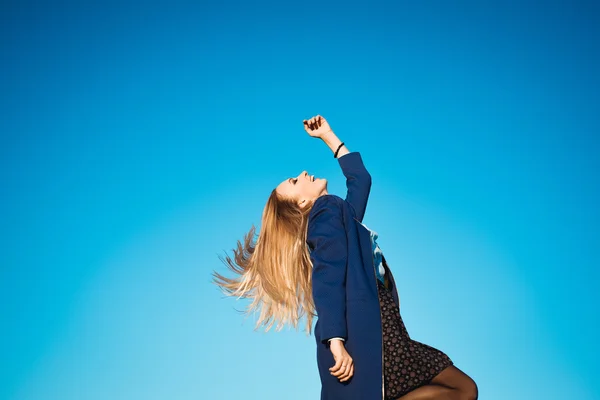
430, 365, 476, 391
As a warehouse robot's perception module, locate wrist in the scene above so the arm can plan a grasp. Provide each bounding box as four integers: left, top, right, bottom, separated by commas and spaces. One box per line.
321, 130, 349, 157
320, 130, 338, 146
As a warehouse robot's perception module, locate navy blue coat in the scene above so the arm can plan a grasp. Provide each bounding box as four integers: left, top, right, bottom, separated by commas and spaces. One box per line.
307, 152, 400, 400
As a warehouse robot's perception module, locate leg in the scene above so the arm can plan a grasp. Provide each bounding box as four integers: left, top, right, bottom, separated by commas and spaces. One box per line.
395, 382, 460, 400
395, 365, 478, 400
429, 365, 478, 400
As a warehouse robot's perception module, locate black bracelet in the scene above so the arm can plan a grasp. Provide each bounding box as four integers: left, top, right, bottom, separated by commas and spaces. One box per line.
334, 142, 344, 158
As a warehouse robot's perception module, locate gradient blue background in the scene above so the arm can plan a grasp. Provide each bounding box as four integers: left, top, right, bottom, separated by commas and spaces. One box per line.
1, 1, 599, 399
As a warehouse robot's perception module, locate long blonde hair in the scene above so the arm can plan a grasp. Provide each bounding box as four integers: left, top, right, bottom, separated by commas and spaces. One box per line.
212, 189, 318, 335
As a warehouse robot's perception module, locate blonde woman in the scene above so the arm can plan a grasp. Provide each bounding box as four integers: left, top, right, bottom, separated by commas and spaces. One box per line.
212, 115, 478, 400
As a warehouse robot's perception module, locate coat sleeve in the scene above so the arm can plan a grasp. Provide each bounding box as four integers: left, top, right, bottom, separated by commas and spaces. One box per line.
337, 152, 372, 222
307, 196, 348, 343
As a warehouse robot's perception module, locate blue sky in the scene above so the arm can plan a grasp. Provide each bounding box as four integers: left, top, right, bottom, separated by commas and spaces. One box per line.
1, 1, 598, 399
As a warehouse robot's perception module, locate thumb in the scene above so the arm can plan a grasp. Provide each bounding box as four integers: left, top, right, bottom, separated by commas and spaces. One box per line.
329, 355, 343, 371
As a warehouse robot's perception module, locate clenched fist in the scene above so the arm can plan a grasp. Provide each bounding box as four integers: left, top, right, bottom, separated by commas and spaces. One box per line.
303, 115, 332, 139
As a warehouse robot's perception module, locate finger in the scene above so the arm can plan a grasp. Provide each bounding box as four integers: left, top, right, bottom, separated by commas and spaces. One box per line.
334, 366, 346, 379
331, 364, 347, 377
342, 363, 352, 380
338, 361, 351, 380
317, 115, 322, 128
340, 364, 354, 382
332, 360, 350, 377
338, 369, 348, 381
340, 361, 353, 381
330, 360, 345, 376
329, 358, 343, 373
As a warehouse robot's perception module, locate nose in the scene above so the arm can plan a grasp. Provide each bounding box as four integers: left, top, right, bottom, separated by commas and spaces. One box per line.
298, 171, 309, 179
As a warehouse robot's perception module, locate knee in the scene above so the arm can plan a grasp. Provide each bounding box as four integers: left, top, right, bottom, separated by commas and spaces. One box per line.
460, 377, 478, 400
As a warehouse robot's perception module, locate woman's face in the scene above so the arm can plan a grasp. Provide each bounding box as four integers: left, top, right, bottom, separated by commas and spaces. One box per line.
276, 170, 328, 208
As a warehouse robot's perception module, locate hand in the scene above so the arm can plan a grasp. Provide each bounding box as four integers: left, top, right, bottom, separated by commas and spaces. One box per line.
303, 115, 332, 139
328, 339, 354, 382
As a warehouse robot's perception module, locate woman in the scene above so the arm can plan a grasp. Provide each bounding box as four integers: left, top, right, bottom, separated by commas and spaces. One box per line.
212, 115, 478, 400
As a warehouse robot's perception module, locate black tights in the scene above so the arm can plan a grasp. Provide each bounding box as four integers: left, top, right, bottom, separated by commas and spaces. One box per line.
395, 366, 478, 400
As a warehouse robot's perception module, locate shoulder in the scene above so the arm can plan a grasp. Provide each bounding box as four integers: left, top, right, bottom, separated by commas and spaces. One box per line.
308, 194, 345, 224
307, 195, 346, 244
309, 194, 343, 214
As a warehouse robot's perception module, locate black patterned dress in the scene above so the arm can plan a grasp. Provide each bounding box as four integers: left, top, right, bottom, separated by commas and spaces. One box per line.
376, 264, 454, 399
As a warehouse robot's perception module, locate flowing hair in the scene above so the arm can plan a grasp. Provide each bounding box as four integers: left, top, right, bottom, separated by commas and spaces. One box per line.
212, 188, 318, 335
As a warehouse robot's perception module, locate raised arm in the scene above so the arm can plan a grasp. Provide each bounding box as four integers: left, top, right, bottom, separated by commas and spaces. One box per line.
303, 115, 372, 222
336, 151, 371, 222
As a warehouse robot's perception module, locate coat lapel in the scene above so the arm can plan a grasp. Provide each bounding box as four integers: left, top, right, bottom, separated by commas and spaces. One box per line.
353, 216, 379, 296
353, 216, 400, 308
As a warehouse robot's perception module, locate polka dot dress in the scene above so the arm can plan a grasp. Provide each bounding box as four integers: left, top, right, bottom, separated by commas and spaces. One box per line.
376, 279, 454, 399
